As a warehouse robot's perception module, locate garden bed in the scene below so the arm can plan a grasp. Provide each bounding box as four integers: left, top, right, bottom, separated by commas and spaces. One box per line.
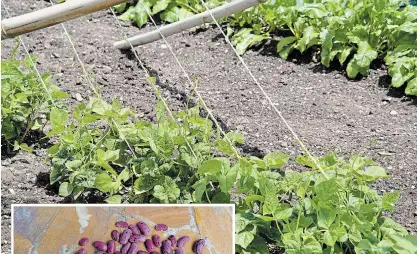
1, 0, 416, 253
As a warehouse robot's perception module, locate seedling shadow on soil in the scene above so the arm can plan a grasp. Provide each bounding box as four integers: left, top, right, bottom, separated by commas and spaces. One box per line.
1, 131, 52, 159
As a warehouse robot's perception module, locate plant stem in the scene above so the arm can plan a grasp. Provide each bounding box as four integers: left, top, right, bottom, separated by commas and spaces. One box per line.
205, 190, 212, 204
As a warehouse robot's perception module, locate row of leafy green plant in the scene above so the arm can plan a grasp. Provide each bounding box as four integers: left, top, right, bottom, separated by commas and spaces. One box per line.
2, 51, 417, 253
1, 43, 68, 153
113, 0, 417, 96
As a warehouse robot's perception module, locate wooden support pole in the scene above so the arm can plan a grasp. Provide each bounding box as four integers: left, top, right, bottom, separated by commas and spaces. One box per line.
1, 0, 127, 40
113, 0, 267, 49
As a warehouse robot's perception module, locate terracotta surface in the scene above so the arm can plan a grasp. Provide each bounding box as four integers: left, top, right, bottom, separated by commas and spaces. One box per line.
13, 206, 233, 254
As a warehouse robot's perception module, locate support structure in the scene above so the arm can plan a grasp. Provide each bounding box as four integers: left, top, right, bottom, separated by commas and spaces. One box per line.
113, 0, 266, 49
1, 0, 127, 40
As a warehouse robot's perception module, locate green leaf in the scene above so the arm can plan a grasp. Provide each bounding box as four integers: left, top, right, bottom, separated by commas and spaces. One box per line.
105, 195, 122, 204
391, 234, 417, 254
273, 206, 293, 221
192, 178, 207, 202
296, 26, 319, 52
317, 204, 337, 229
211, 192, 230, 203
113, 2, 127, 13
50, 167, 62, 185
198, 159, 223, 175
153, 176, 180, 203
245, 195, 264, 207
160, 4, 180, 23
236, 231, 255, 249
374, 0, 386, 11
277, 36, 297, 59
18, 143, 33, 153
134, 175, 160, 192
152, 0, 170, 14
94, 173, 120, 195
235, 33, 266, 55
226, 131, 245, 144
264, 152, 290, 169
405, 77, 417, 96
262, 181, 278, 215
302, 235, 322, 253
50, 107, 68, 133
346, 41, 378, 78
117, 168, 130, 183
70, 186, 83, 200
363, 166, 388, 180
382, 190, 400, 212
320, 29, 333, 67
236, 212, 256, 232
218, 169, 237, 193
241, 235, 270, 254
178, 8, 194, 20
339, 46, 353, 65
59, 182, 73, 197
215, 139, 238, 157
133, 0, 150, 27
65, 160, 82, 171
118, 6, 136, 21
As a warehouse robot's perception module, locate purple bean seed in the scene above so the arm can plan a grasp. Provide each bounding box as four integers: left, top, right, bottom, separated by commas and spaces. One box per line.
93, 241, 108, 251
193, 239, 206, 254
111, 230, 120, 241
78, 237, 89, 246
168, 235, 176, 247
137, 221, 150, 236
138, 251, 148, 254
152, 234, 161, 247
129, 234, 146, 243
161, 240, 172, 254
120, 229, 133, 244
150, 252, 160, 254
175, 249, 184, 254
108, 240, 116, 254
95, 252, 106, 254
145, 239, 154, 252
154, 224, 168, 231
128, 242, 139, 254
115, 252, 121, 254
75, 249, 86, 254
129, 224, 140, 235
176, 236, 190, 248
121, 242, 131, 254
116, 221, 129, 227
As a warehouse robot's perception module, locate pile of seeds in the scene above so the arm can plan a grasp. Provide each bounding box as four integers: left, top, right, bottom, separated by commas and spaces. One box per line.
75, 221, 206, 254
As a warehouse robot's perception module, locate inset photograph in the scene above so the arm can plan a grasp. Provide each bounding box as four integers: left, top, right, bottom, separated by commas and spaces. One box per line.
12, 205, 233, 254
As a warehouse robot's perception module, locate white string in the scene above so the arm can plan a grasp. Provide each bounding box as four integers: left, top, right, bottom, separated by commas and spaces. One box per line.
136, 2, 241, 159
1, 0, 56, 107
200, 0, 328, 178
44, 0, 138, 160
108, 7, 198, 160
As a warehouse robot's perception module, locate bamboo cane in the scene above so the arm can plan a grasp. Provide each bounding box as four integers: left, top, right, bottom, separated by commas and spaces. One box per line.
113, 0, 267, 49
1, 0, 128, 40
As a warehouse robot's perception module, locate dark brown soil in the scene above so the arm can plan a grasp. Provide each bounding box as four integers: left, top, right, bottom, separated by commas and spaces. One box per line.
1, 0, 416, 253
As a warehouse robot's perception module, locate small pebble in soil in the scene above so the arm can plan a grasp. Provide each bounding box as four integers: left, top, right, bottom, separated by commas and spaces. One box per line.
390, 110, 398, 115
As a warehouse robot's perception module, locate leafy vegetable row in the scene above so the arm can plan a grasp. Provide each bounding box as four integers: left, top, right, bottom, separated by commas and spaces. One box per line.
45, 92, 417, 253
113, 0, 417, 96
1, 44, 68, 153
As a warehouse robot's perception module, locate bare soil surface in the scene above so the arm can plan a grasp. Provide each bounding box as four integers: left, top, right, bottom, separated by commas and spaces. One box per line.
1, 0, 416, 252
